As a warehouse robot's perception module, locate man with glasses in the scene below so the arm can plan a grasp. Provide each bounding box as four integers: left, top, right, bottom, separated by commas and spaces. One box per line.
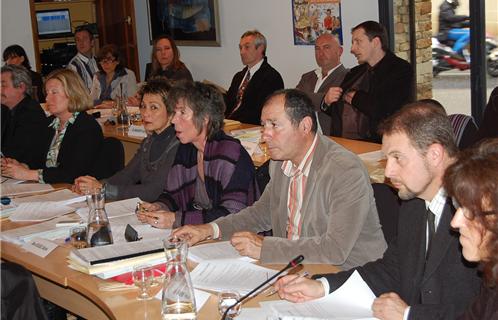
67, 26, 98, 92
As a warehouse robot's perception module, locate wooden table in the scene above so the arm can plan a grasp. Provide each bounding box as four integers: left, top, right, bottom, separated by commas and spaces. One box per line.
1, 218, 339, 319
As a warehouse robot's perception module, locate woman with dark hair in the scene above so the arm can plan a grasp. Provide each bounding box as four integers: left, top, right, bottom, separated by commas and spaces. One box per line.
144, 35, 193, 82
73, 78, 179, 202
90, 44, 137, 106
3, 44, 44, 102
137, 81, 258, 229
1, 69, 103, 184
444, 138, 498, 319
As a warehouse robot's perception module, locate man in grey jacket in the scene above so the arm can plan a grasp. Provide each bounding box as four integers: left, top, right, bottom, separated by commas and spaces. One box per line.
173, 89, 386, 269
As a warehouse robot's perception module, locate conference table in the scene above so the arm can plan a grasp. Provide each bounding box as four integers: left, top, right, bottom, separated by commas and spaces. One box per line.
1, 124, 382, 319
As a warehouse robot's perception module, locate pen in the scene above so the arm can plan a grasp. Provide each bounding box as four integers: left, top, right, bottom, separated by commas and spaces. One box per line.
264, 271, 309, 297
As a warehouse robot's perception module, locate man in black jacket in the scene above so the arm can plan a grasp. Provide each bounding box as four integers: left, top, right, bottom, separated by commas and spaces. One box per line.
321, 21, 413, 143
224, 30, 284, 125
437, 0, 469, 57
276, 101, 481, 320
1, 65, 50, 168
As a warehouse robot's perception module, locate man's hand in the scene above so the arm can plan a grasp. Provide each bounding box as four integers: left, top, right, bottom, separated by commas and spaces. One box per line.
172, 224, 214, 246
275, 276, 325, 303
343, 90, 356, 105
324, 87, 343, 105
230, 231, 263, 259
371, 292, 408, 320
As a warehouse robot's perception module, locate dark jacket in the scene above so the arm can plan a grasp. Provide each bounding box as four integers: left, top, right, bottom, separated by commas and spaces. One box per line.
41, 112, 103, 184
144, 63, 193, 82
317, 198, 481, 319
1, 96, 51, 168
225, 57, 284, 125
473, 86, 498, 144
324, 51, 413, 143
438, 1, 469, 42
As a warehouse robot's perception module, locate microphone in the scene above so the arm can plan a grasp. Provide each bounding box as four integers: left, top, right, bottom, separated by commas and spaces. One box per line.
220, 255, 304, 320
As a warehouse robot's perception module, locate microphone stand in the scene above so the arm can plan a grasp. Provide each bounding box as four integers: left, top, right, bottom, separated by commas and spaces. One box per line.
220, 255, 304, 320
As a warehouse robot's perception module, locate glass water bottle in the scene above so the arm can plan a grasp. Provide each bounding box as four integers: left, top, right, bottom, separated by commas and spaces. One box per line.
86, 187, 113, 247
162, 238, 196, 320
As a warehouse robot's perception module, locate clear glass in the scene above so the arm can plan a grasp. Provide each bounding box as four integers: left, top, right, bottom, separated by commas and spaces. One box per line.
85, 185, 105, 212
161, 238, 196, 320
69, 226, 87, 249
87, 208, 113, 247
116, 96, 130, 127
218, 290, 241, 319
133, 264, 154, 300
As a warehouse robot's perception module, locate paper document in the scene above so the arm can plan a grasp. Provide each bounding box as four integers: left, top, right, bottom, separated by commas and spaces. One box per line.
76, 197, 140, 221
190, 261, 278, 295
13, 189, 85, 205
1, 177, 24, 184
188, 241, 255, 263
111, 222, 170, 244
0, 183, 53, 196
266, 270, 377, 319
0, 216, 80, 244
9, 202, 75, 222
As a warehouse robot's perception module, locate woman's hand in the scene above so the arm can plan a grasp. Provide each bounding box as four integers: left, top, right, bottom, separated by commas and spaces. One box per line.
73, 176, 102, 194
137, 209, 176, 229
94, 100, 115, 109
1, 158, 38, 181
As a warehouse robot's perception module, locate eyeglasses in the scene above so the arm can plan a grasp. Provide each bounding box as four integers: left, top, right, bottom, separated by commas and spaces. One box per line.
99, 57, 116, 64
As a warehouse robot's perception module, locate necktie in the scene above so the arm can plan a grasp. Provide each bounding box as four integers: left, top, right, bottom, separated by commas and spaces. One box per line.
230, 70, 251, 117
426, 208, 436, 259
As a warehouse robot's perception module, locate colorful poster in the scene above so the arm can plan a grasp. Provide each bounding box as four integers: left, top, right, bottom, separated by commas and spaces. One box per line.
292, 0, 343, 45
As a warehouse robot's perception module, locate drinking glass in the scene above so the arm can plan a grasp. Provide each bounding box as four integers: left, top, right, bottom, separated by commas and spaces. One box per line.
218, 290, 241, 319
132, 264, 154, 300
258, 139, 268, 158
69, 226, 87, 249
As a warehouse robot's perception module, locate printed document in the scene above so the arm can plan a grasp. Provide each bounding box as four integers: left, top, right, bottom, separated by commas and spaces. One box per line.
188, 241, 255, 263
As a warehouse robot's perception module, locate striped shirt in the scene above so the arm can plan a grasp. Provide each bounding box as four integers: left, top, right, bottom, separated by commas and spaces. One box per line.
67, 53, 98, 92
282, 134, 318, 240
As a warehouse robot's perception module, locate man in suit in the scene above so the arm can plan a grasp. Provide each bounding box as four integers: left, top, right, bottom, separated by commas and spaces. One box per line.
296, 33, 347, 135
1, 65, 50, 169
322, 21, 413, 142
173, 89, 386, 268
224, 30, 284, 125
276, 101, 481, 320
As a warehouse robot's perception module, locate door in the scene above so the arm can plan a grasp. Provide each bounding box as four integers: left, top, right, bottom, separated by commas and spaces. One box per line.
96, 0, 140, 80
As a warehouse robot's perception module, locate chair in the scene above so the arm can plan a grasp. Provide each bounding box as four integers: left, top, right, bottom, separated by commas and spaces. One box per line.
448, 114, 478, 149
92, 137, 125, 180
255, 160, 270, 193
372, 183, 400, 243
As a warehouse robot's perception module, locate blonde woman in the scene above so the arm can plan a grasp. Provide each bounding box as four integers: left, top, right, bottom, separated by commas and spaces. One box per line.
1, 69, 103, 183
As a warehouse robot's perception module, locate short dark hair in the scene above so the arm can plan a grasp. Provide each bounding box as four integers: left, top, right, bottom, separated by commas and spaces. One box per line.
96, 44, 125, 73
352, 20, 389, 52
74, 25, 94, 40
444, 138, 498, 286
3, 44, 32, 70
138, 77, 173, 115
378, 101, 458, 157
168, 81, 225, 139
1, 64, 32, 96
266, 89, 318, 133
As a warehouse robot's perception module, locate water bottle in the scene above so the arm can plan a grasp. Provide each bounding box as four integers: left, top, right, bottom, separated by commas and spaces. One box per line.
86, 187, 113, 247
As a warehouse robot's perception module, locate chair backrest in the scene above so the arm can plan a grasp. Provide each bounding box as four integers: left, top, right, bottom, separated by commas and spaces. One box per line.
255, 160, 271, 193
372, 183, 400, 243
448, 113, 478, 149
92, 137, 125, 180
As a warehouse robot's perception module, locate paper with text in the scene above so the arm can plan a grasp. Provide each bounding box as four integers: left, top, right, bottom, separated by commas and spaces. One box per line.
188, 241, 255, 263
9, 202, 75, 222
1, 183, 53, 196
22, 237, 58, 258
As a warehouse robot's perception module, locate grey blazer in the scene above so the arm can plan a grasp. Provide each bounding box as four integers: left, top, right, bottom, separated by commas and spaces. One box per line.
296, 65, 348, 135
215, 134, 387, 269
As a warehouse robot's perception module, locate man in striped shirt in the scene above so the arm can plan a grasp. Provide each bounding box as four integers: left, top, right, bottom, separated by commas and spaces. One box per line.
67, 26, 98, 92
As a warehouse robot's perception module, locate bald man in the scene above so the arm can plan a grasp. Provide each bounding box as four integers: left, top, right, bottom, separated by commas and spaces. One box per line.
296, 33, 347, 135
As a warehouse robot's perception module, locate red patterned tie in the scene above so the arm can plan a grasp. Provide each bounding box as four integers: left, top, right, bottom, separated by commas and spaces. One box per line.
230, 70, 251, 117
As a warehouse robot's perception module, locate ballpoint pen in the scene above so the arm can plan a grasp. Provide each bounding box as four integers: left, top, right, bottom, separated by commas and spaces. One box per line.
264, 271, 309, 297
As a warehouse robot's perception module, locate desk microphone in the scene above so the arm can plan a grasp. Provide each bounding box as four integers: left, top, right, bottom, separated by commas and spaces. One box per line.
220, 255, 304, 320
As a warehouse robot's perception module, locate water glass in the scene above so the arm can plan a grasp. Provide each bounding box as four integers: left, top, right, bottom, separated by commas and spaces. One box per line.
132, 264, 154, 300
69, 226, 87, 249
218, 290, 241, 319
86, 186, 105, 212
163, 237, 188, 263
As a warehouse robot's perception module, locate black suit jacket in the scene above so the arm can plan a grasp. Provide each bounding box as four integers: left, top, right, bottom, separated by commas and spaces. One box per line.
325, 51, 413, 142
41, 112, 103, 184
225, 58, 284, 125
1, 97, 51, 168
318, 198, 481, 319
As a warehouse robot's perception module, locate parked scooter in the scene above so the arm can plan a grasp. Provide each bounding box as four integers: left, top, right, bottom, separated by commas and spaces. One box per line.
432, 36, 498, 77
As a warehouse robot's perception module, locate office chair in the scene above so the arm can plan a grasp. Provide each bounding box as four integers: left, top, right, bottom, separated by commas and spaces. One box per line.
92, 137, 125, 180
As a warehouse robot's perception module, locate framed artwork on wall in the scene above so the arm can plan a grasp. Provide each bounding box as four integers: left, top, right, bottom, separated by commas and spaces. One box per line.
147, 0, 221, 46
292, 0, 343, 45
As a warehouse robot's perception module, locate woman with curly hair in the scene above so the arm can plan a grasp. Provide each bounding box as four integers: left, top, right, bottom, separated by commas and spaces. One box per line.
444, 138, 498, 319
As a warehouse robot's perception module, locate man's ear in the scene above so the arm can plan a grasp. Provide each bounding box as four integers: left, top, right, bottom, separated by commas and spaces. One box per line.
299, 116, 313, 134
427, 143, 445, 167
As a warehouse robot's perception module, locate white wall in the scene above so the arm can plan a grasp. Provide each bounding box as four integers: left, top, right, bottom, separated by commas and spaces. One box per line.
134, 0, 378, 88
1, 0, 37, 71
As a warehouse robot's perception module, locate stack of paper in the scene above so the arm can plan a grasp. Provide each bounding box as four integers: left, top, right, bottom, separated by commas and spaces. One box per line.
68, 238, 167, 279
190, 261, 278, 295
1, 183, 53, 196
229, 127, 264, 156
188, 241, 255, 263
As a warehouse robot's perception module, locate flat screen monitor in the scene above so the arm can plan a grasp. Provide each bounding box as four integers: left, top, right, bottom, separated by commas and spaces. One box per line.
36, 9, 73, 39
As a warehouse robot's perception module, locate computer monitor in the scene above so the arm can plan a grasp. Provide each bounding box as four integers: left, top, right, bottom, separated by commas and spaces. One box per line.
36, 9, 73, 39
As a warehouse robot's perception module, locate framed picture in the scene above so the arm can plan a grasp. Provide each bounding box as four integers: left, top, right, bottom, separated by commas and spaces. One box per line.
147, 0, 221, 46
292, 0, 343, 46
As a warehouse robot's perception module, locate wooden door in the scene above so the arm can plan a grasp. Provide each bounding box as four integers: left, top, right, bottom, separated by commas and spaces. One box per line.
96, 0, 140, 80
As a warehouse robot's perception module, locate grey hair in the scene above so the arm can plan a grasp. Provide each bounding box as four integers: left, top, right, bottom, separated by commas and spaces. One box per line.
1, 64, 32, 97
241, 30, 267, 55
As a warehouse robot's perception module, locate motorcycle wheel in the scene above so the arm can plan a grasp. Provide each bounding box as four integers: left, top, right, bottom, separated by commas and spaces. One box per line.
487, 59, 498, 77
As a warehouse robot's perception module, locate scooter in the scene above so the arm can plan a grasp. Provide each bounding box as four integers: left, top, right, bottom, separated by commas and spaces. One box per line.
432, 36, 498, 77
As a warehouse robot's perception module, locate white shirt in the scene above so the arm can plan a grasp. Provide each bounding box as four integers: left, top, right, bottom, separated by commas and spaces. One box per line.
313, 64, 343, 93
